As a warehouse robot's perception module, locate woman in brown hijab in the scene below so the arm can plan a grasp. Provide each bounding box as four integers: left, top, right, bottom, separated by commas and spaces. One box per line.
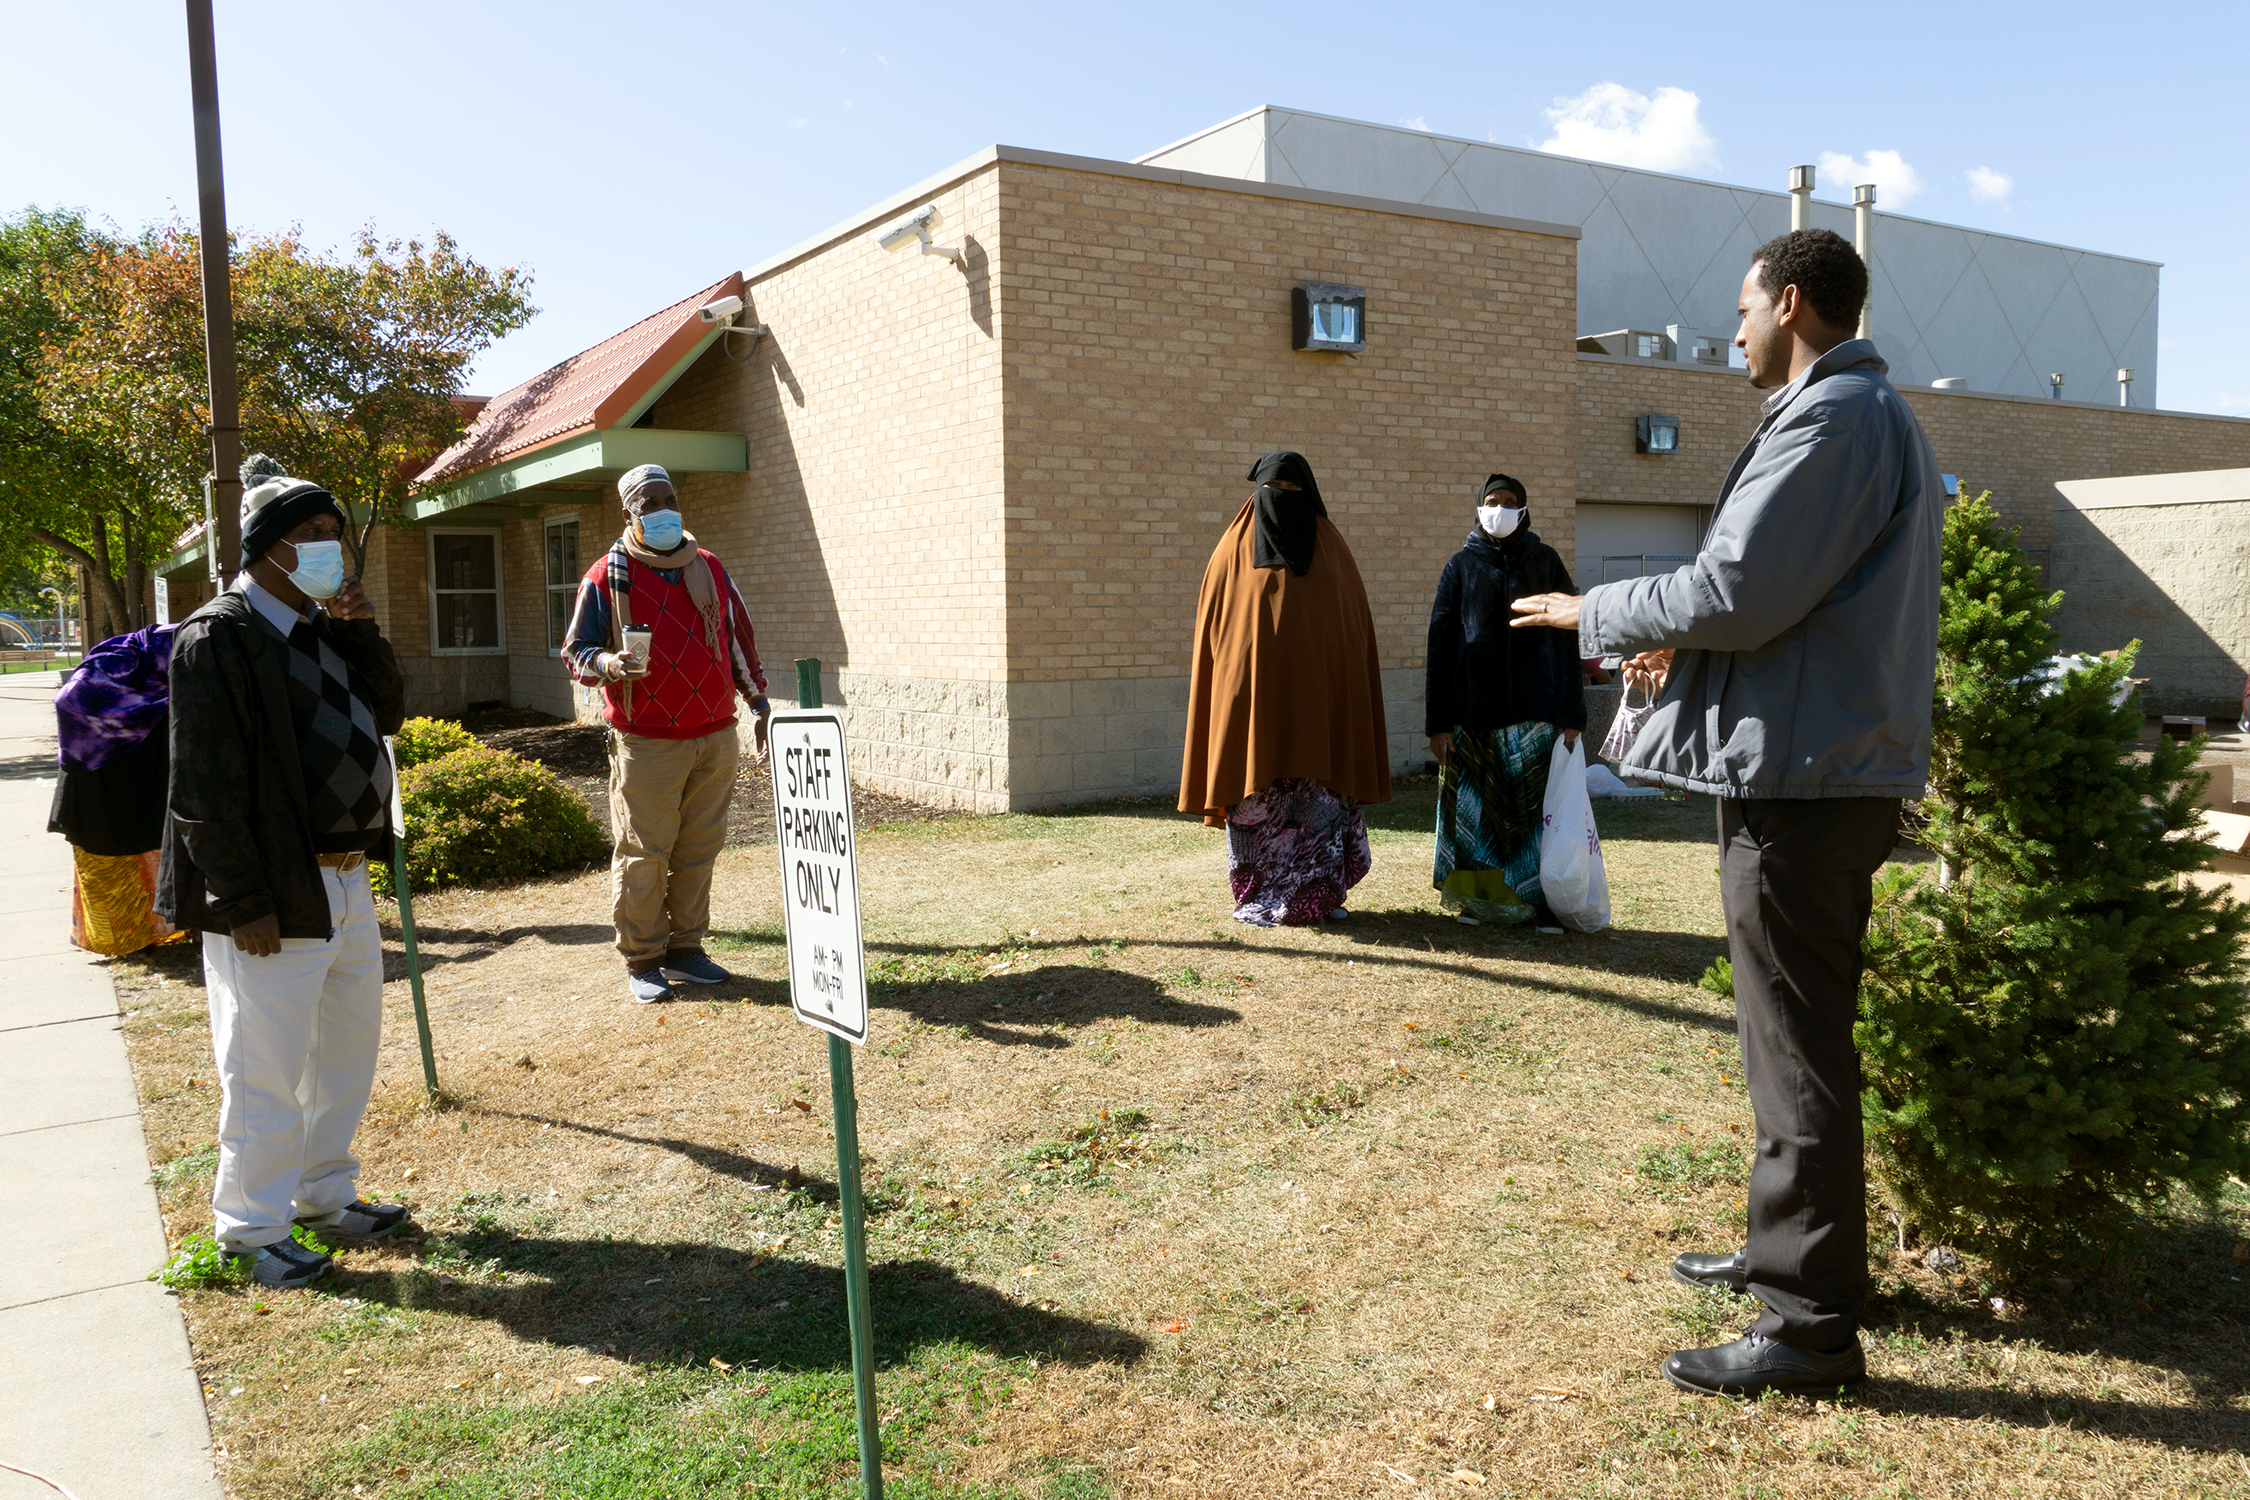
1179, 451, 1391, 925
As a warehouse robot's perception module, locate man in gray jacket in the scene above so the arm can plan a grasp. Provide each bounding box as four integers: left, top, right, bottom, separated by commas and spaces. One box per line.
1513, 228, 1943, 1396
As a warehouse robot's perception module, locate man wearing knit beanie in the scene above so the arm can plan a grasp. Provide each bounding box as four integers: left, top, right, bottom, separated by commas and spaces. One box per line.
563, 464, 771, 1003
158, 454, 412, 1289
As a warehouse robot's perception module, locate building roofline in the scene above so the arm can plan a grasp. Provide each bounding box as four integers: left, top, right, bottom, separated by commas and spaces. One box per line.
1574, 349, 2243, 423
738, 143, 1580, 290
2055, 468, 2250, 510
1178, 105, 2163, 271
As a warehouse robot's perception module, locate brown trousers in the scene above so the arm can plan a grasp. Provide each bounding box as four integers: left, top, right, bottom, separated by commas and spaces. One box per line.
609, 724, 738, 969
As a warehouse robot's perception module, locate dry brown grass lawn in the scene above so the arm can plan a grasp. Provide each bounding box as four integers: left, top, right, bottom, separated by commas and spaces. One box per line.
116, 784, 2250, 1499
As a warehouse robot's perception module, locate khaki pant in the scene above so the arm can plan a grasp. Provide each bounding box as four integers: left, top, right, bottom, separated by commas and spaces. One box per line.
609, 724, 738, 969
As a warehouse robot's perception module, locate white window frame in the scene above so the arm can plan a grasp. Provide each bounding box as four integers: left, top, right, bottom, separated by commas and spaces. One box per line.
542, 514, 582, 658
424, 526, 508, 657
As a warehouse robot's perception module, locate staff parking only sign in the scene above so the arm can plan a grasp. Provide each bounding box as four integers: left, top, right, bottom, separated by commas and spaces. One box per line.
771, 712, 869, 1044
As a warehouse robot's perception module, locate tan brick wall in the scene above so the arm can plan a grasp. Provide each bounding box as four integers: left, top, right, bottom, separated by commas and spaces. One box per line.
646, 172, 1009, 807
2051, 500, 2250, 715
996, 159, 1580, 800
1573, 354, 2250, 556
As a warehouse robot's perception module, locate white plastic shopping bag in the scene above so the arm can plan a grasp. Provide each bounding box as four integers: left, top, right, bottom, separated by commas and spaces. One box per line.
1539, 736, 1611, 933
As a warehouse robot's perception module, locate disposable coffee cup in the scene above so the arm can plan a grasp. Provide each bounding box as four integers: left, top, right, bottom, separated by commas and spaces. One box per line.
622, 627, 653, 669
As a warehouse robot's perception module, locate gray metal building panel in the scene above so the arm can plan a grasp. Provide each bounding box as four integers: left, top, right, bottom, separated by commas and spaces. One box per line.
1142, 108, 2161, 403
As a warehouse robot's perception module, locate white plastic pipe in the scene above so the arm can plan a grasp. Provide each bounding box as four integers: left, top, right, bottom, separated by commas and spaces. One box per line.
1853, 184, 1876, 341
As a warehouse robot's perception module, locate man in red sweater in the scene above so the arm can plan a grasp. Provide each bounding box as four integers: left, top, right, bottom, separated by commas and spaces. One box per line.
564, 464, 771, 1003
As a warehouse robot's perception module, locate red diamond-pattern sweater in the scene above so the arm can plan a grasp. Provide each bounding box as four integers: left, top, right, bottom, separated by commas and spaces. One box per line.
565, 548, 768, 739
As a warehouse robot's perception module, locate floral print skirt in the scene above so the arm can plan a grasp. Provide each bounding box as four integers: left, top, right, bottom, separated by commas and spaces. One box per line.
1225, 778, 1373, 926
1432, 721, 1557, 921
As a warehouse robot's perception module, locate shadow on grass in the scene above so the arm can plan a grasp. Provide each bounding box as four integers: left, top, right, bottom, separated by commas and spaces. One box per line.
833, 926, 1734, 1036
478, 1108, 844, 1201
695, 942, 1247, 1046
338, 1235, 1148, 1373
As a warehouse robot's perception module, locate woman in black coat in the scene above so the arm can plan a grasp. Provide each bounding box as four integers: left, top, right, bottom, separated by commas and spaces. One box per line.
1425, 473, 1587, 925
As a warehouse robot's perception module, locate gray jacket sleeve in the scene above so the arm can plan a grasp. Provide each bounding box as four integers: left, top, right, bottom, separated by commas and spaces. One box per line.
1578, 402, 1898, 657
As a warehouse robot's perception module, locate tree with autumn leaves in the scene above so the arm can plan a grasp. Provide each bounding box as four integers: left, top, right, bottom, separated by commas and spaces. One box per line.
0, 207, 534, 643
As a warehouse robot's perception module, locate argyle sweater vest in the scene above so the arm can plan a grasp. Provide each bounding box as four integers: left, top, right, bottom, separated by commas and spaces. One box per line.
601, 555, 740, 739
265, 614, 394, 852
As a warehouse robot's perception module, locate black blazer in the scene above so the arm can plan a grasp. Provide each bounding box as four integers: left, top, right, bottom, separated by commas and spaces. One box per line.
1425, 526, 1587, 735
156, 590, 406, 939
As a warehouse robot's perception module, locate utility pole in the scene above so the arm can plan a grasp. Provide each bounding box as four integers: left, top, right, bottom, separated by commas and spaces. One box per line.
185, 0, 242, 584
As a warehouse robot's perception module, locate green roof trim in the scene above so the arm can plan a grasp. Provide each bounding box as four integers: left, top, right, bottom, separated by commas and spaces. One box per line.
407, 427, 747, 522
155, 427, 746, 577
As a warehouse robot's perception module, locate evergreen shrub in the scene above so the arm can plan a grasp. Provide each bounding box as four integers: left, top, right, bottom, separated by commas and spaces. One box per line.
391, 716, 479, 770
375, 744, 606, 893
1857, 492, 2250, 1274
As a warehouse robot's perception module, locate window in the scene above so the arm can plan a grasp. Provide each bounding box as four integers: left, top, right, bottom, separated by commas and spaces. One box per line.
544, 516, 581, 653
426, 529, 505, 655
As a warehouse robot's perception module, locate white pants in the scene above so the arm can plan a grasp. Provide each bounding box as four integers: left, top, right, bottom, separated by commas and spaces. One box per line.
203, 864, 383, 1251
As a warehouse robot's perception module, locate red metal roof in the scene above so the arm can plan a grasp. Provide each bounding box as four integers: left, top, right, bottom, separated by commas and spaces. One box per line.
416, 272, 743, 487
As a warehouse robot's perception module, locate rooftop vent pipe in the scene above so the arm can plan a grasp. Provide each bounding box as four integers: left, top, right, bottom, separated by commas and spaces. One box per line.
2118, 368, 2135, 407
2050, 373, 2066, 400
1853, 184, 1875, 341
1789, 165, 1814, 231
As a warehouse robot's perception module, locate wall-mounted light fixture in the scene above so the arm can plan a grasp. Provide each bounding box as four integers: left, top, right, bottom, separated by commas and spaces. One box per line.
1635, 415, 1680, 455
1292, 282, 1367, 353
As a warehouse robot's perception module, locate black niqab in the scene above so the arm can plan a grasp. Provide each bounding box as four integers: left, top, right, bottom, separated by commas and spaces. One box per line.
1246, 450, 1327, 576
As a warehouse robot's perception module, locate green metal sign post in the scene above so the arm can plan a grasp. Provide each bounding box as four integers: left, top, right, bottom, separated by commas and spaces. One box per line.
783, 657, 883, 1498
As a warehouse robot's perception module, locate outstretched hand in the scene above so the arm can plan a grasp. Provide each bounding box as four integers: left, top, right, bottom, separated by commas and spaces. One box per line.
1510, 593, 1582, 631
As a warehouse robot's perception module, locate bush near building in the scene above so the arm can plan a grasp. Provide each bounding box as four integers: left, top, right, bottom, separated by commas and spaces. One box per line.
1858, 492, 2250, 1277
377, 726, 606, 893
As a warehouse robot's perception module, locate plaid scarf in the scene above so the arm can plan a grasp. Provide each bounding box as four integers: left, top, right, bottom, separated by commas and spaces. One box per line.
606, 529, 725, 719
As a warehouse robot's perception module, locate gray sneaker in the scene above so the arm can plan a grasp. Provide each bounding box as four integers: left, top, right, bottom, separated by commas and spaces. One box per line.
628, 968, 675, 1004
661, 949, 730, 984
298, 1200, 411, 1245
232, 1236, 332, 1289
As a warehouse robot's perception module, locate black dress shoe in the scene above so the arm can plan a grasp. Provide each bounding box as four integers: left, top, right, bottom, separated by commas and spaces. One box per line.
1663, 1330, 1866, 1397
1670, 1248, 1749, 1291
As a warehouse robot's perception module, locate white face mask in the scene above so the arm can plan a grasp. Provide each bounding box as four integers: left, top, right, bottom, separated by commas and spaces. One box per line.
1477, 503, 1524, 539
282, 538, 346, 600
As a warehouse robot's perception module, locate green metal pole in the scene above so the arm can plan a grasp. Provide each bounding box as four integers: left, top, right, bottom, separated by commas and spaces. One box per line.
829, 1033, 883, 1497
794, 657, 882, 1498
390, 837, 440, 1102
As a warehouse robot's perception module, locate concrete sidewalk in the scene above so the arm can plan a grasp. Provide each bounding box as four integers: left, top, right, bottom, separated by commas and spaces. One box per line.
0, 672, 221, 1499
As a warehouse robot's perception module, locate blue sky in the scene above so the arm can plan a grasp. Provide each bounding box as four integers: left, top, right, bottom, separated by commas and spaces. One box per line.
7, 1, 2246, 415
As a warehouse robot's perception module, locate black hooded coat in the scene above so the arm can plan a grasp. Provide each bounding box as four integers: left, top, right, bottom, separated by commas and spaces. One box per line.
1424, 514, 1586, 736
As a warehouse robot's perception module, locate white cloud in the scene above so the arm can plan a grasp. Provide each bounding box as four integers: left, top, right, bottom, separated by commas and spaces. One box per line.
1537, 83, 1716, 172
788, 117, 809, 131
1399, 115, 1429, 132
2217, 392, 2250, 414
1817, 149, 1925, 207
1965, 166, 2013, 203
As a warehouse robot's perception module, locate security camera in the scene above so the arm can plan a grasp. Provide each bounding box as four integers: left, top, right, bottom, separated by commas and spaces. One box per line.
876, 205, 939, 253
698, 294, 746, 325
873, 204, 964, 267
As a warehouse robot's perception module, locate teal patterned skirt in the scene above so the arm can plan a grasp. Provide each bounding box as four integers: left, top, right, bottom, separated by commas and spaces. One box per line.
1432, 721, 1556, 921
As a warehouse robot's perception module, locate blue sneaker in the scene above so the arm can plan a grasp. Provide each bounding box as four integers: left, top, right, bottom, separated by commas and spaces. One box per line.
628, 968, 675, 1004
661, 949, 731, 985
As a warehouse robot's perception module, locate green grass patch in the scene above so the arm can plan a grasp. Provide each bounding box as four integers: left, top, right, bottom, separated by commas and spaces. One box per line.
1636, 1138, 1749, 1189
323, 1344, 1031, 1499
149, 1143, 219, 1187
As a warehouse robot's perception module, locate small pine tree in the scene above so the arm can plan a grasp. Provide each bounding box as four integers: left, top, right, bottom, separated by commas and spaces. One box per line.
1858, 492, 2250, 1275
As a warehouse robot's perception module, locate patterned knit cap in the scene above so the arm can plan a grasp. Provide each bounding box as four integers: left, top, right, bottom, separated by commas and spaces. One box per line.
238, 453, 344, 567
618, 464, 674, 513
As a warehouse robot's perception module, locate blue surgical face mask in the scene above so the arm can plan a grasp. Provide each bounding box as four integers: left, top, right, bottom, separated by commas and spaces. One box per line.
283, 538, 345, 600
638, 508, 683, 551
